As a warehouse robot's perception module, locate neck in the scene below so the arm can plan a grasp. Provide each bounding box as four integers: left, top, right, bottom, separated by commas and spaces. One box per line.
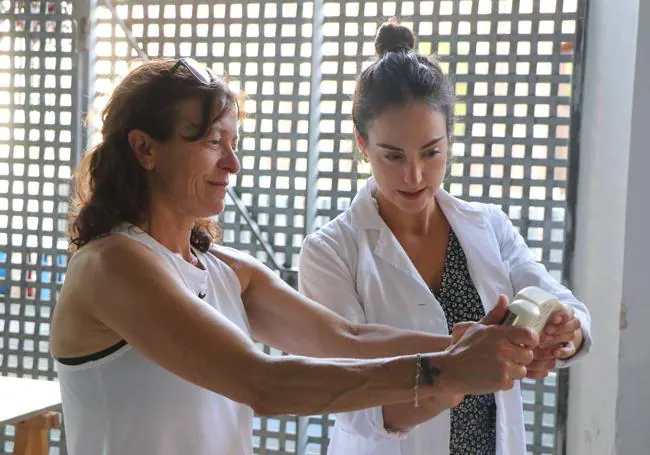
375, 190, 440, 237
138, 198, 196, 261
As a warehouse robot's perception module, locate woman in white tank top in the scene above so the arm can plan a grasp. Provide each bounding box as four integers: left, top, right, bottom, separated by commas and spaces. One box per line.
50, 58, 540, 455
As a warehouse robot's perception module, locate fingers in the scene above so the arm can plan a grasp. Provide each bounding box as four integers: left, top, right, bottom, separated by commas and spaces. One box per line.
451, 322, 475, 344
544, 331, 578, 346
532, 346, 556, 360
541, 306, 580, 345
550, 305, 574, 325
480, 294, 510, 325
526, 365, 554, 380
554, 341, 577, 360
544, 316, 580, 336
542, 318, 581, 345
505, 362, 528, 381
529, 357, 557, 371
525, 355, 557, 380
502, 343, 535, 365
502, 325, 539, 348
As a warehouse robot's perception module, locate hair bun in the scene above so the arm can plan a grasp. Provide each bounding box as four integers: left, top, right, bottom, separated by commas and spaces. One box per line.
374, 21, 416, 56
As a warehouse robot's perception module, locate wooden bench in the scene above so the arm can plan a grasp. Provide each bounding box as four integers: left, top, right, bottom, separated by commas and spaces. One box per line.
0, 376, 62, 455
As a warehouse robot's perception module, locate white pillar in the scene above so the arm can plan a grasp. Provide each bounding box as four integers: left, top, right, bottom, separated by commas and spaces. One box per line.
568, 0, 649, 454
615, 0, 650, 451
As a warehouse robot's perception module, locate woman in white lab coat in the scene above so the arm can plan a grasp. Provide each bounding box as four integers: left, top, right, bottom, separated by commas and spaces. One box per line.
299, 21, 591, 455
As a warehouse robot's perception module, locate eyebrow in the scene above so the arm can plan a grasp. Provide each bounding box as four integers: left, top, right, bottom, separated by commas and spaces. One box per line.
211, 126, 240, 144
185, 120, 237, 136
185, 115, 223, 132
376, 136, 446, 152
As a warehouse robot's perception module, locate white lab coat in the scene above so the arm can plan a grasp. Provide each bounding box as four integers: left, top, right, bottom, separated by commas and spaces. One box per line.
298, 178, 591, 455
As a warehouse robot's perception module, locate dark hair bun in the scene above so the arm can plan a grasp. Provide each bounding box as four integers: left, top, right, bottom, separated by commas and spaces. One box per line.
374, 21, 416, 56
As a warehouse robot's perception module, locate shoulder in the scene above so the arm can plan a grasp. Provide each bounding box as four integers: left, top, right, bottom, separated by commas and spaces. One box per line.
57, 234, 176, 327
303, 210, 360, 260
62, 234, 176, 301
468, 201, 513, 239
300, 210, 363, 280
68, 234, 158, 280
442, 193, 507, 228
208, 244, 263, 293
438, 190, 497, 217
304, 209, 358, 249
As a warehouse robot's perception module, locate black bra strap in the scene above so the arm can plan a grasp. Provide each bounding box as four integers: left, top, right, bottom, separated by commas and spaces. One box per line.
57, 339, 128, 365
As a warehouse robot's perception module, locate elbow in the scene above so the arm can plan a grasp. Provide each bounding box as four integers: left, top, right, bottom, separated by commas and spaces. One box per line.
221, 352, 278, 415
239, 357, 287, 417
249, 399, 285, 417
243, 358, 330, 417
340, 322, 372, 358
249, 399, 273, 417
247, 384, 280, 417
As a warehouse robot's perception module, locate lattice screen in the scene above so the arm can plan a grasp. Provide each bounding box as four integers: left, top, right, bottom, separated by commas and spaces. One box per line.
0, 0, 74, 452
0, 0, 584, 454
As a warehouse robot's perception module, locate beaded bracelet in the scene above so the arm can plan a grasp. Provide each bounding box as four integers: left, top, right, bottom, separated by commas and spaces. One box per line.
414, 353, 422, 408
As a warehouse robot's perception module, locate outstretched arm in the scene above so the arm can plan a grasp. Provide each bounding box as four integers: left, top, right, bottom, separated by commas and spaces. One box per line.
71, 236, 488, 417
214, 243, 451, 358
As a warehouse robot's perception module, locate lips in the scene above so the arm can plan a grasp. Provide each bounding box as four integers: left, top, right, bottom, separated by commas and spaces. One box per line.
397, 188, 427, 199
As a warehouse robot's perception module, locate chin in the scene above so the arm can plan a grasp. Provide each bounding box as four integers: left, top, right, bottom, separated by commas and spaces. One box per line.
197, 202, 225, 219
395, 200, 431, 214
392, 190, 436, 214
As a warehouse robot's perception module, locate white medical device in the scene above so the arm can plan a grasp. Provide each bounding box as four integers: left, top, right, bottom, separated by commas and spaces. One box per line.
502, 286, 564, 334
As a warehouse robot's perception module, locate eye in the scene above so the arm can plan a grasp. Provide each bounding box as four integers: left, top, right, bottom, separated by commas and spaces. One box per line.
423, 149, 441, 158
384, 153, 403, 162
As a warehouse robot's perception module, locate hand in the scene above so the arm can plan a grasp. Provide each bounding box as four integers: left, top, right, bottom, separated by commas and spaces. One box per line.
451, 321, 474, 344
540, 305, 583, 360
440, 325, 467, 407
440, 295, 539, 396
444, 392, 465, 409
442, 321, 477, 407
525, 345, 557, 380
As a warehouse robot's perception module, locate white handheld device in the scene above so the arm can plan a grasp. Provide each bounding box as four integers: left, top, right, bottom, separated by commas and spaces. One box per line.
502, 286, 564, 334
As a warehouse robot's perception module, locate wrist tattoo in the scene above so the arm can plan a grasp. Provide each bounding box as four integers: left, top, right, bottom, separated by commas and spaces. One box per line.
419, 356, 442, 386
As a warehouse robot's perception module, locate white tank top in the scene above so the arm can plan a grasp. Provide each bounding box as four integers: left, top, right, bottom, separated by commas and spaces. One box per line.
55, 224, 254, 455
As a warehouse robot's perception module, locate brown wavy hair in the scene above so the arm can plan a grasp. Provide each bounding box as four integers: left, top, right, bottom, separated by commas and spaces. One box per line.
69, 59, 237, 252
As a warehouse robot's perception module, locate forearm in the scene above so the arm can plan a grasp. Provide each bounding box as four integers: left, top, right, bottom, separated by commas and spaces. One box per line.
348, 324, 452, 358
350, 326, 457, 431
246, 273, 451, 359
248, 352, 451, 416
299, 321, 451, 360
382, 395, 458, 431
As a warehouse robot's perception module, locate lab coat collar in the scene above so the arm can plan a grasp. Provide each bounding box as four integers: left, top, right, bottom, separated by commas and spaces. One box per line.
348, 178, 491, 292
349, 177, 484, 231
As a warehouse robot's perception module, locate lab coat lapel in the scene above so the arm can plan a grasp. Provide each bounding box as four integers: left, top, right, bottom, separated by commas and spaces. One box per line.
350, 179, 438, 296
436, 190, 513, 314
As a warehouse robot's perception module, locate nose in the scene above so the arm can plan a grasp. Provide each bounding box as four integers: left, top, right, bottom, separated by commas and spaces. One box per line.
220, 144, 241, 175
403, 158, 423, 187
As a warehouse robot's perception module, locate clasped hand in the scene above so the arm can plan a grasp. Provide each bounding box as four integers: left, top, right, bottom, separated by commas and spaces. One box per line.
443, 295, 539, 398
525, 305, 583, 380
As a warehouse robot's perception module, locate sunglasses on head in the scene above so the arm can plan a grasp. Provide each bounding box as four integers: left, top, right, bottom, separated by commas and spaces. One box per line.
169, 57, 215, 85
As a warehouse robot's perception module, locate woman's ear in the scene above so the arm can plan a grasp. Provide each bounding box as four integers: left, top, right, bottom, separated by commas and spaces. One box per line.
354, 129, 369, 162
354, 129, 365, 147
127, 130, 155, 171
